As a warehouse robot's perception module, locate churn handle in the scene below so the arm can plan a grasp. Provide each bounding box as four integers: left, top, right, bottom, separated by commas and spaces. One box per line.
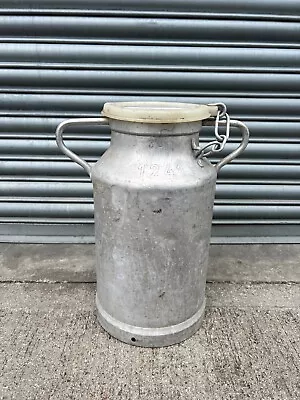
202, 119, 250, 173
215, 119, 249, 172
55, 117, 109, 178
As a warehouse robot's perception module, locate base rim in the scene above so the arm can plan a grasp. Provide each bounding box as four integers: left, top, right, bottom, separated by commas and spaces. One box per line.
96, 296, 206, 347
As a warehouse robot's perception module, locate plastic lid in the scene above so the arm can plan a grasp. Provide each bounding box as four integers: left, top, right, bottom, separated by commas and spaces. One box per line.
101, 102, 218, 124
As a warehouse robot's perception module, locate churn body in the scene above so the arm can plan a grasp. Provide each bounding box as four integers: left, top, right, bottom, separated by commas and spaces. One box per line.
93, 119, 216, 347
55, 102, 249, 347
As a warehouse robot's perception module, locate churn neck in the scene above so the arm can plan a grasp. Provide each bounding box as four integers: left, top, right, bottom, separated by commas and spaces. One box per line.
101, 101, 218, 137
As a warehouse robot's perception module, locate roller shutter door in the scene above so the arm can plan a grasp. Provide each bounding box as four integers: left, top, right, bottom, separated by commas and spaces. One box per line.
1, 0, 300, 243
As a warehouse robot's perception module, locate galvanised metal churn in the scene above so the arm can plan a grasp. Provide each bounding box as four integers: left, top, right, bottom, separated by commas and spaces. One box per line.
56, 102, 249, 347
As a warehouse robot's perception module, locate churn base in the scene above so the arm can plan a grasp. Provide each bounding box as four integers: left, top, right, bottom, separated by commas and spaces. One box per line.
95, 296, 206, 347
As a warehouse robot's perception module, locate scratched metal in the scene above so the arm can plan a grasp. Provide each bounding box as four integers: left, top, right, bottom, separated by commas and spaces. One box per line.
55, 104, 248, 346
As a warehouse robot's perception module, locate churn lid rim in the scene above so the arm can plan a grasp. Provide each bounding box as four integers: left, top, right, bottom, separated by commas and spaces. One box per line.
101, 101, 217, 123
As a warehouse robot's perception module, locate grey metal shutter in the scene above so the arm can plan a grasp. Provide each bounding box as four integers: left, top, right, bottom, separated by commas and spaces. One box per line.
1, 0, 300, 243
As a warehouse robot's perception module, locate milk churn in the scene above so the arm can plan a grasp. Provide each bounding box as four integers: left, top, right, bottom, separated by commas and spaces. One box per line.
55, 102, 249, 347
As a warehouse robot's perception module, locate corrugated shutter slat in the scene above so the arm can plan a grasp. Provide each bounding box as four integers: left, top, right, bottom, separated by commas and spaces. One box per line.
0, 1, 299, 242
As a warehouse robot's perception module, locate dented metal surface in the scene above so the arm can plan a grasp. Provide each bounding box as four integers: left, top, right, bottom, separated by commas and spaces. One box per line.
55, 102, 249, 346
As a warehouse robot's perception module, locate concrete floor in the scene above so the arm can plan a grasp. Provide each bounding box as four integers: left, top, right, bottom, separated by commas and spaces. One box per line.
0, 244, 299, 400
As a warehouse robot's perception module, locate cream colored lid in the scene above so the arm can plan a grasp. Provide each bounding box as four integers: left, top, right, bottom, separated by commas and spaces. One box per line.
101, 102, 218, 123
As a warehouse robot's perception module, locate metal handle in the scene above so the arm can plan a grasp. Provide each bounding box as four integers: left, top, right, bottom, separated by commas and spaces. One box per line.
202, 119, 250, 172
55, 117, 109, 178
